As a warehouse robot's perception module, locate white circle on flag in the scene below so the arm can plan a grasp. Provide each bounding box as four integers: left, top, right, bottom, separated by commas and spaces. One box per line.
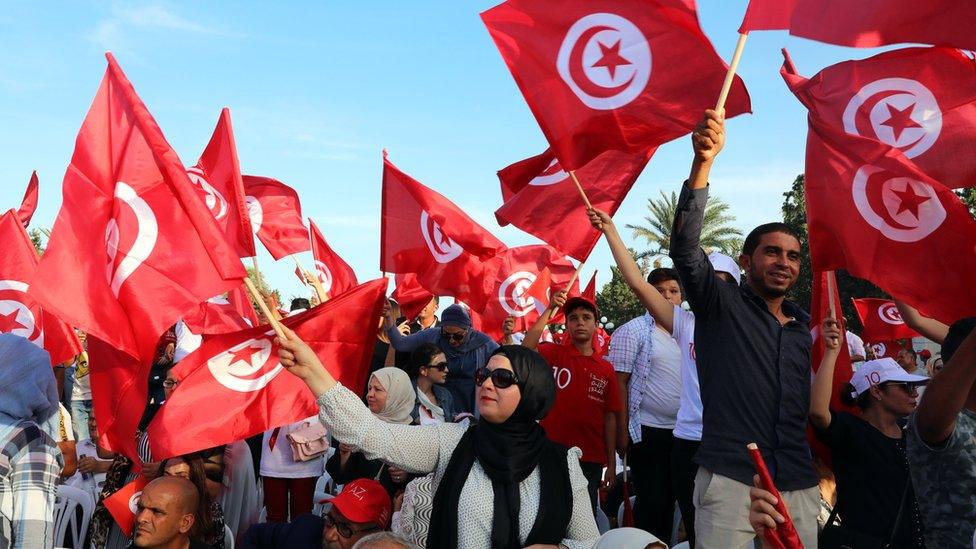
0, 280, 43, 346
128, 491, 143, 514
499, 271, 537, 317
207, 336, 282, 392
528, 159, 569, 187
314, 260, 334, 294
556, 13, 652, 110
105, 182, 159, 298
871, 342, 887, 357
842, 78, 942, 159
851, 165, 946, 243
420, 211, 462, 264
878, 303, 904, 325
186, 167, 229, 220
246, 196, 263, 232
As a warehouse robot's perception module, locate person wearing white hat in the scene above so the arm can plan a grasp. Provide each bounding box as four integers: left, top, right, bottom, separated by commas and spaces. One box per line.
809, 319, 927, 548
589, 207, 741, 547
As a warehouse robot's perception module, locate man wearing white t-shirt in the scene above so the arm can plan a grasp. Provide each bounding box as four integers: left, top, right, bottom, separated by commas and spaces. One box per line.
591, 208, 740, 547
846, 328, 866, 362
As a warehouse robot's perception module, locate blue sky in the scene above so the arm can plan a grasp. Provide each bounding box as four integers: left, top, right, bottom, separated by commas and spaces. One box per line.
0, 1, 894, 309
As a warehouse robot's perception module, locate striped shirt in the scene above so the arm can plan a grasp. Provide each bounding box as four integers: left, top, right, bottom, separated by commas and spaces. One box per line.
0, 421, 63, 549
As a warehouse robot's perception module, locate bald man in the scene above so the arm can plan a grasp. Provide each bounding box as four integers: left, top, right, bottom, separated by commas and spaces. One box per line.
132, 476, 214, 549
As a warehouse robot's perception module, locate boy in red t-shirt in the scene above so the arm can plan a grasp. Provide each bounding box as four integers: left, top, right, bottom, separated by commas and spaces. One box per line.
523, 291, 621, 512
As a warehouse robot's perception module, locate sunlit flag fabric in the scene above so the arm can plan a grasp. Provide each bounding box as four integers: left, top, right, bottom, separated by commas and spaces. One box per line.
183, 292, 255, 335
15, 171, 39, 227
188, 108, 255, 257
309, 218, 358, 299
782, 47, 976, 190
739, 0, 976, 51
148, 279, 387, 459
495, 148, 651, 261
852, 298, 919, 342
381, 153, 507, 311
242, 174, 311, 260
104, 475, 149, 537
28, 53, 246, 363
481, 0, 751, 170
227, 283, 260, 328
0, 210, 81, 365
392, 273, 434, 322
784, 58, 976, 325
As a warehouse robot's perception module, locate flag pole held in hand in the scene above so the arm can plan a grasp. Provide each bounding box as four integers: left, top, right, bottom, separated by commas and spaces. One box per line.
568, 171, 593, 209
747, 442, 803, 549
243, 276, 287, 340
716, 33, 749, 112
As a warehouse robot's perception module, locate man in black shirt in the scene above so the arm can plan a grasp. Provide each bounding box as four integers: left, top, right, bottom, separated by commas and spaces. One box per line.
670, 109, 819, 547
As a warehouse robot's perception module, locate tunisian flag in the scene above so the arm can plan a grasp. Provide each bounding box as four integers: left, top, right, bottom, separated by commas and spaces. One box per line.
0, 210, 81, 365
867, 340, 903, 361
188, 108, 255, 257
852, 298, 919, 342
16, 171, 39, 227
481, 0, 751, 170
28, 53, 245, 364
783, 47, 976, 190
183, 292, 256, 335
148, 279, 387, 459
478, 246, 577, 341
309, 218, 358, 299
784, 60, 976, 325
243, 175, 311, 260
809, 272, 857, 415
381, 153, 506, 310
739, 0, 976, 51
104, 475, 149, 537
495, 149, 651, 261
392, 273, 434, 322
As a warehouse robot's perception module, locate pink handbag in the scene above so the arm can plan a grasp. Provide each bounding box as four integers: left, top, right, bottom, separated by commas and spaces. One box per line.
286, 421, 329, 462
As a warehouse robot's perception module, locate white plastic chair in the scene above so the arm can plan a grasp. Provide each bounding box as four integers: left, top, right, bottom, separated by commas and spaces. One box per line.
311, 472, 333, 516
53, 484, 94, 548
224, 524, 235, 549
595, 506, 610, 534
617, 495, 637, 527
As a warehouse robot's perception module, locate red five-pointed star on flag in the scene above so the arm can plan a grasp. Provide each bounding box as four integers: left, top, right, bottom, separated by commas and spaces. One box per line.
0, 309, 25, 332
228, 341, 266, 365
592, 40, 631, 80
881, 103, 922, 141
891, 183, 930, 219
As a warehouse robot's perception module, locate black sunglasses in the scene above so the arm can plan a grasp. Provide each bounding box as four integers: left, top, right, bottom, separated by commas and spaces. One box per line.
441, 329, 467, 342
474, 367, 519, 389
426, 361, 449, 372
324, 512, 380, 539
881, 381, 919, 393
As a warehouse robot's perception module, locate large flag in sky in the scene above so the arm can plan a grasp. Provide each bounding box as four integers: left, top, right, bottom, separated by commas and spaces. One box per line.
243, 174, 311, 260
784, 59, 976, 325
0, 210, 81, 365
495, 148, 651, 261
740, 0, 976, 51
381, 153, 507, 310
148, 279, 387, 459
852, 298, 919, 342
29, 52, 246, 364
189, 108, 255, 257
783, 47, 976, 190
15, 171, 39, 227
309, 218, 358, 299
481, 0, 751, 170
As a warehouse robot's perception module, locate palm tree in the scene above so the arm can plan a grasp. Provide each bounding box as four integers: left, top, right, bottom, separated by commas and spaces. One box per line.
626, 190, 743, 260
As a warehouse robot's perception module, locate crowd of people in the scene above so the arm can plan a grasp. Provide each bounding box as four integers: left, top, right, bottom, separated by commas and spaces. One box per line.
2, 110, 974, 549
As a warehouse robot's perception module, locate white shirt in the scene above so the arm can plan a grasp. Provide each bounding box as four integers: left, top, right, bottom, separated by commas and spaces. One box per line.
846, 331, 865, 359
173, 320, 202, 364
259, 416, 325, 479
672, 306, 703, 441
638, 327, 683, 429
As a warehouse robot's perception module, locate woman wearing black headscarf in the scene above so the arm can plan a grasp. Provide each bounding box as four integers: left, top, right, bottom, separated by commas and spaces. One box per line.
276, 325, 599, 549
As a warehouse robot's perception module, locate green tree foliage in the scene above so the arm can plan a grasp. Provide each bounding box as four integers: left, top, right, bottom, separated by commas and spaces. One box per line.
781, 174, 887, 332
626, 190, 743, 260
596, 249, 651, 329
29, 228, 45, 255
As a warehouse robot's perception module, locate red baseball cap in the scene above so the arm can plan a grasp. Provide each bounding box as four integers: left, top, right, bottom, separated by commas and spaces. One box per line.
320, 478, 391, 529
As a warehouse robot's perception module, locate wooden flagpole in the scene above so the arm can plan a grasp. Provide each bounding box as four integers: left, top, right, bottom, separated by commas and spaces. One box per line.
568, 170, 594, 209
243, 277, 287, 340
715, 33, 749, 112
294, 255, 329, 303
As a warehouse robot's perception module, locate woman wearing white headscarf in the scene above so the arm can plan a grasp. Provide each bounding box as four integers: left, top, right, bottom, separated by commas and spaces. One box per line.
0, 334, 64, 548
326, 367, 416, 497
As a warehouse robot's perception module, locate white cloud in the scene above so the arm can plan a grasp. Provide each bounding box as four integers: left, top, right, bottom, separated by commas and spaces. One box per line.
86, 3, 234, 52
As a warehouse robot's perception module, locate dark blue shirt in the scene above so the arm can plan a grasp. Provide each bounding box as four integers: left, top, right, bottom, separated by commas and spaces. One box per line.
670, 184, 817, 491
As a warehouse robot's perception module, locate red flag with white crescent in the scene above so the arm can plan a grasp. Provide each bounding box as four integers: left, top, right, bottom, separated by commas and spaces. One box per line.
0, 210, 81, 365
784, 56, 976, 325
481, 0, 751, 170
16, 171, 39, 228
189, 108, 256, 257
148, 279, 387, 459
866, 340, 903, 360
852, 298, 920, 342
104, 475, 149, 537
242, 175, 311, 260
495, 149, 650, 261
309, 218, 359, 299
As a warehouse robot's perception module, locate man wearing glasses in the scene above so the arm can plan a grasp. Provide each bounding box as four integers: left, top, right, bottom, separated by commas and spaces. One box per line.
241, 478, 391, 549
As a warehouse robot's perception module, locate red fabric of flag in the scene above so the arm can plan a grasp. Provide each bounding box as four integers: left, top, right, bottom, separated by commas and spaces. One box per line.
867, 339, 903, 360
16, 171, 39, 227
227, 284, 259, 328
809, 271, 857, 415
392, 273, 434, 322
148, 279, 387, 459
183, 293, 256, 335
381, 153, 506, 310
785, 47, 976, 190
0, 210, 81, 365
189, 108, 255, 257
104, 475, 149, 537
27, 53, 246, 365
852, 298, 919, 342
309, 218, 358, 299
747, 445, 803, 549
495, 149, 651, 261
524, 267, 552, 308
481, 0, 751, 170
784, 59, 976, 325
242, 175, 311, 260
738, 0, 796, 33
